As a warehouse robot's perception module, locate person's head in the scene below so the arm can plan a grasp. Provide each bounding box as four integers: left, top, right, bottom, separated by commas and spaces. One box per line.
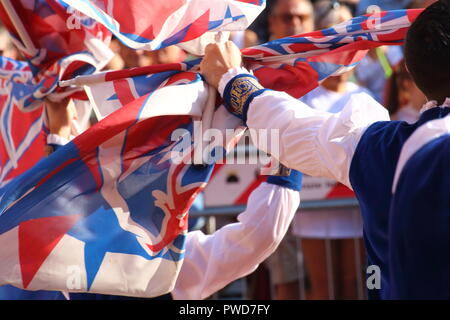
385, 60, 427, 115
405, 0, 450, 104
314, 0, 353, 30
269, 0, 314, 39
147, 46, 186, 65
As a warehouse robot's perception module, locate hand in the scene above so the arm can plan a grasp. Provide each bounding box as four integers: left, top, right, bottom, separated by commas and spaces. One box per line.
200, 41, 243, 89
45, 98, 77, 140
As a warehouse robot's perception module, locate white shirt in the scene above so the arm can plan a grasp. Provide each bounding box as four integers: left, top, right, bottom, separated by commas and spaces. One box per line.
172, 182, 300, 300
298, 83, 370, 239
301, 82, 373, 114
218, 68, 390, 189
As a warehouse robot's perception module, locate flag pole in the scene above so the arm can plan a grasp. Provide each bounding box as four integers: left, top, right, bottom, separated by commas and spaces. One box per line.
59, 73, 107, 87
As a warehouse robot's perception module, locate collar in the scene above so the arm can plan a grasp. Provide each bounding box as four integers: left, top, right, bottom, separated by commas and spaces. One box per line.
420, 97, 450, 113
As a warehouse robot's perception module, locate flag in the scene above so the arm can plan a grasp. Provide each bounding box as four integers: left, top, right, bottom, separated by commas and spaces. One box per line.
0, 0, 111, 66
0, 70, 224, 297
61, 0, 265, 51
242, 9, 423, 98
0, 0, 113, 188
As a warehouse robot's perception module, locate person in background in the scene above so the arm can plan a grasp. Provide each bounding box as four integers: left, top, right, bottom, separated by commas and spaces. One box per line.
356, 0, 412, 14
354, 46, 403, 104
105, 37, 125, 70
384, 59, 427, 123
268, 0, 314, 41
354, 0, 436, 104
107, 37, 186, 70
44, 98, 78, 155
230, 30, 260, 49
336, 0, 359, 14
295, 0, 367, 300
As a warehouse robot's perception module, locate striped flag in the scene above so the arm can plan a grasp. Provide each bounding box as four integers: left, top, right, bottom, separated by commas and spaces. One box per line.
0, 63, 244, 297
242, 9, 423, 98
0, 0, 113, 189
61, 0, 265, 52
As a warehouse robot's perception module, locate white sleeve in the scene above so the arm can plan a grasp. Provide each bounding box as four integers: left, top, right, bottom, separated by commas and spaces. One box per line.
246, 90, 390, 189
171, 182, 300, 300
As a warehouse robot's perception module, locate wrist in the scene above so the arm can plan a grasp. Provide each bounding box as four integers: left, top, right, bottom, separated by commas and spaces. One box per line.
47, 133, 70, 146
221, 71, 266, 125
266, 169, 303, 192
218, 67, 253, 96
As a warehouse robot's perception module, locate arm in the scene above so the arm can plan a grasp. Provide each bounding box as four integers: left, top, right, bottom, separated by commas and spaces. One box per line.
44, 98, 76, 155
171, 171, 302, 300
200, 42, 390, 188
234, 77, 388, 188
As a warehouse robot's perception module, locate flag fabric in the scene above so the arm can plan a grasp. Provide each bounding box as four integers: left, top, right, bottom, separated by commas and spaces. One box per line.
0, 65, 244, 297
0, 0, 113, 189
0, 0, 111, 67
61, 0, 265, 52
242, 9, 423, 98
0, 57, 45, 191
0, 8, 422, 298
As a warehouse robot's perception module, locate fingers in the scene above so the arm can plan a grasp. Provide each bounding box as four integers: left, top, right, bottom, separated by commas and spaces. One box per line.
204, 43, 216, 54
200, 40, 243, 89
204, 41, 237, 55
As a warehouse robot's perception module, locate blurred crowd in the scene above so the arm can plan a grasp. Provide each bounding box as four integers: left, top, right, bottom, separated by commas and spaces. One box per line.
0, 0, 438, 301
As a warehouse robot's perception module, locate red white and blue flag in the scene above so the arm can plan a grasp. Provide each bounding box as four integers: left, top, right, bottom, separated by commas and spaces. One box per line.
0, 69, 223, 297
61, 0, 265, 51
0, 0, 112, 189
72, 9, 424, 104
242, 9, 423, 98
